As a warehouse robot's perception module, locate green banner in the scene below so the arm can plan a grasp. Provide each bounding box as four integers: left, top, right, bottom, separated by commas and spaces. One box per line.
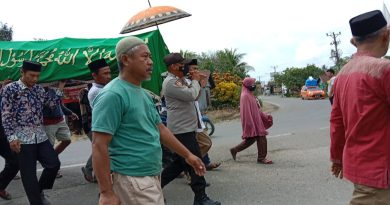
0, 30, 169, 94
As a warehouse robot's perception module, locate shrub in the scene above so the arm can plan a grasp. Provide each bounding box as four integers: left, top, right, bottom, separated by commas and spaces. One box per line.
211, 72, 242, 108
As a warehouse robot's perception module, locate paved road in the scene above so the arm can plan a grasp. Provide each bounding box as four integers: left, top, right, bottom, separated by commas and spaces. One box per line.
0, 96, 353, 205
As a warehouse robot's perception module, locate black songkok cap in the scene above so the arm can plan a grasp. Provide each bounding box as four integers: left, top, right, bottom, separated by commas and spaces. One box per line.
22, 60, 42, 72
163, 53, 191, 67
185, 59, 198, 66
88, 59, 108, 72
349, 10, 387, 37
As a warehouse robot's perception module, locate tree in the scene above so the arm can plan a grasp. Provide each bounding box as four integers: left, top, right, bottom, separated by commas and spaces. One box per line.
274, 64, 324, 94
330, 55, 352, 72
214, 48, 250, 78
198, 51, 217, 72
175, 48, 252, 78
180, 49, 197, 59
0, 22, 13, 41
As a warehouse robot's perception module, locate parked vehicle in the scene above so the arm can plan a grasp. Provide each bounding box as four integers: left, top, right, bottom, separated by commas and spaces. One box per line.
300, 85, 325, 100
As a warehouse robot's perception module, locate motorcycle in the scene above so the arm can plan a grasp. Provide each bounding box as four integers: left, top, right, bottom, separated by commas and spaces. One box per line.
201, 115, 215, 136
159, 112, 215, 136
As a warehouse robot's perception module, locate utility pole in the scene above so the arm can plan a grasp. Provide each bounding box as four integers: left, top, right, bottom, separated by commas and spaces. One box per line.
326, 32, 342, 67
271, 65, 277, 73
270, 65, 277, 82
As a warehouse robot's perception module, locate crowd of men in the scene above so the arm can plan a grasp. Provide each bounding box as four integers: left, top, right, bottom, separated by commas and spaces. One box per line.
0, 35, 221, 204
1, 8, 390, 205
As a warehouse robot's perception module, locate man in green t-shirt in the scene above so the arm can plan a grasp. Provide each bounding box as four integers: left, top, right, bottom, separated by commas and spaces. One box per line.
92, 36, 206, 205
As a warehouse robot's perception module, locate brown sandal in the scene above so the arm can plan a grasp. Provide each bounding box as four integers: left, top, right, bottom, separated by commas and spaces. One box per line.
257, 159, 273, 164
206, 162, 221, 171
81, 167, 97, 183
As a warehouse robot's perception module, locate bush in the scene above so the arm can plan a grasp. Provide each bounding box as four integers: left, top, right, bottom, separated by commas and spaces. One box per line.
210, 72, 243, 108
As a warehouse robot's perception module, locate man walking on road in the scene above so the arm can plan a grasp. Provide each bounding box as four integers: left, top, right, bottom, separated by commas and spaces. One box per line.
92, 37, 206, 205
161, 53, 221, 205
330, 10, 390, 204
43, 84, 79, 178
81, 58, 111, 183
326, 69, 336, 105
1, 61, 63, 205
185, 59, 221, 171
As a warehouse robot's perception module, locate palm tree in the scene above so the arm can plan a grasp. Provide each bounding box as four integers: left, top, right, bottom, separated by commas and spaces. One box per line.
215, 48, 250, 78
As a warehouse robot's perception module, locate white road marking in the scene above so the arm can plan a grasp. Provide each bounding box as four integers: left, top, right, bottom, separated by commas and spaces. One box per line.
319, 126, 329, 130
268, 133, 293, 138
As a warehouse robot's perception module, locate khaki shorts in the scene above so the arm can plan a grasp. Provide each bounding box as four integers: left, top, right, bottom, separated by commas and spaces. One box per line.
112, 172, 164, 205
44, 119, 71, 145
350, 183, 390, 205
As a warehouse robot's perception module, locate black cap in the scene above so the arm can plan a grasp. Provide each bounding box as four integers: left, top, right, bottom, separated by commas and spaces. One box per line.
185, 59, 198, 66
349, 10, 387, 37
22, 60, 42, 72
88, 59, 109, 72
163, 53, 191, 67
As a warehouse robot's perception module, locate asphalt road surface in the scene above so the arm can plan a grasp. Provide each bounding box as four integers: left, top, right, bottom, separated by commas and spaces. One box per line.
0, 96, 354, 205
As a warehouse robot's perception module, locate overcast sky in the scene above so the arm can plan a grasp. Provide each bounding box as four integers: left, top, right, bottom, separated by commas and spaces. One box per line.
1, 0, 388, 82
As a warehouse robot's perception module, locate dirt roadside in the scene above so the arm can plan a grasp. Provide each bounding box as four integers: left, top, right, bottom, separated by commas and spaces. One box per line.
206, 101, 279, 123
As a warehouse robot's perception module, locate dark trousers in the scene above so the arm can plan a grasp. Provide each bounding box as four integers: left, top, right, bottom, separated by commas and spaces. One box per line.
18, 140, 60, 205
0, 135, 19, 190
161, 145, 174, 168
329, 96, 334, 105
161, 132, 207, 200
202, 154, 211, 166
231, 136, 268, 161
84, 132, 93, 175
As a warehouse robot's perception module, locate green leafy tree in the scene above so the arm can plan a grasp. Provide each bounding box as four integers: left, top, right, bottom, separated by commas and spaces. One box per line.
0, 22, 13, 41
198, 52, 217, 72
175, 48, 252, 78
274, 64, 324, 94
180, 49, 198, 59
330, 55, 352, 72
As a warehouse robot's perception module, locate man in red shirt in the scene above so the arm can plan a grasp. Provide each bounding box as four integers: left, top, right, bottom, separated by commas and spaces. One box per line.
330, 10, 390, 204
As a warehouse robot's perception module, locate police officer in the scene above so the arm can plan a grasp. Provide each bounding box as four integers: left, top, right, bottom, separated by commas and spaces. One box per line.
160, 53, 221, 205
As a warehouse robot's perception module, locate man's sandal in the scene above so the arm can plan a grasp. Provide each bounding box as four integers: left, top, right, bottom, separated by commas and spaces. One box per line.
81, 167, 97, 183
206, 162, 221, 171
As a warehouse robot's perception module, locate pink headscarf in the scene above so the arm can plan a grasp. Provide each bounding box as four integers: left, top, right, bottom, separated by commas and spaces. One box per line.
240, 77, 268, 139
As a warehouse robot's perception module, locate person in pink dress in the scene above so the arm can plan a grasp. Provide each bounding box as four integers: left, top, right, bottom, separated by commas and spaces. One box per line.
230, 77, 273, 164
330, 10, 390, 204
